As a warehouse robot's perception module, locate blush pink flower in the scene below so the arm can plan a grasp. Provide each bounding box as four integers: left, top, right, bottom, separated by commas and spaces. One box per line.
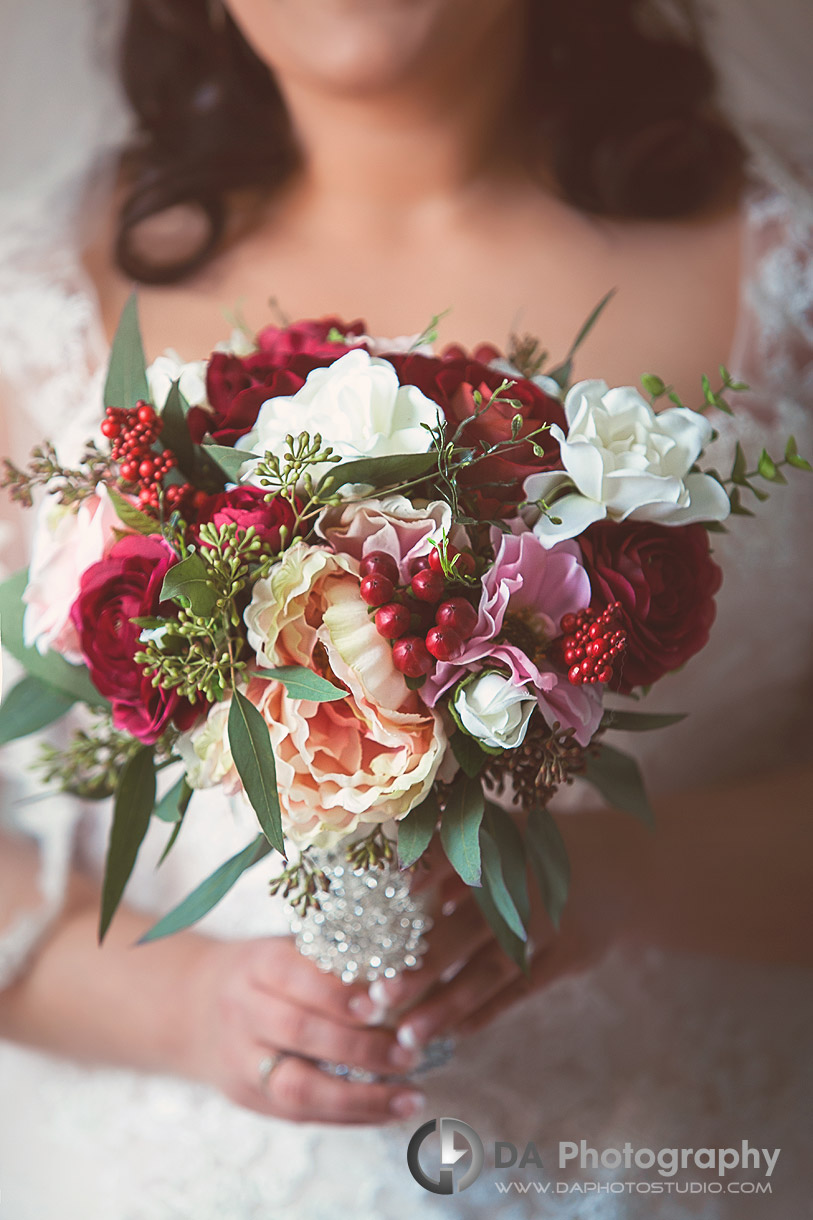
317, 495, 470, 584
424, 522, 602, 744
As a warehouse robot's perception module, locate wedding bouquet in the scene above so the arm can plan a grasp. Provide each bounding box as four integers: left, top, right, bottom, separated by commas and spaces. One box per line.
1, 298, 808, 974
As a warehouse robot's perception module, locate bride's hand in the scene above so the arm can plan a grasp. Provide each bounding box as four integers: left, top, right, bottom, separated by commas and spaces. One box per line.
351, 845, 602, 1048
181, 934, 426, 1124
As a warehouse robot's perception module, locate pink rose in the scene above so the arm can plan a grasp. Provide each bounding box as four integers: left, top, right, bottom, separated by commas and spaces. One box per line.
317, 496, 470, 585
23, 486, 122, 662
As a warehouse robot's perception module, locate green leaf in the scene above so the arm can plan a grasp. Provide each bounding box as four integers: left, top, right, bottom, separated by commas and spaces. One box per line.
228, 689, 285, 854
103, 293, 149, 412
471, 880, 529, 972
788, 452, 813, 472
450, 731, 489, 778
108, 488, 161, 536
203, 444, 251, 483
254, 665, 347, 702
160, 382, 196, 478
728, 487, 755, 517
439, 774, 485, 886
320, 451, 438, 494
397, 791, 439, 869
548, 289, 616, 389
641, 373, 666, 399
99, 746, 156, 942
157, 813, 186, 868
600, 708, 687, 733
525, 805, 570, 929
139, 835, 272, 943
153, 775, 193, 824
730, 442, 747, 486
757, 449, 779, 481
0, 569, 108, 709
584, 743, 655, 827
480, 826, 526, 940
0, 674, 75, 745
160, 553, 219, 616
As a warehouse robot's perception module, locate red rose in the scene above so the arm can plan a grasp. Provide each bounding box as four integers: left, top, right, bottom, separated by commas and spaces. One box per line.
194, 486, 299, 549
70, 535, 198, 744
579, 521, 722, 692
188, 318, 369, 448
255, 316, 367, 361
388, 353, 565, 509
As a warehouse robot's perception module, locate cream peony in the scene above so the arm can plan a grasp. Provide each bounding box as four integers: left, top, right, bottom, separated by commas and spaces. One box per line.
146, 350, 208, 410
23, 485, 121, 661
523, 379, 730, 546
237, 348, 440, 485
453, 671, 537, 751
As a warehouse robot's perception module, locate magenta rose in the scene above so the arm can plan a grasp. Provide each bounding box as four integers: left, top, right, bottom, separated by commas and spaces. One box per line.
194, 486, 300, 549
388, 353, 565, 509
579, 521, 723, 692
70, 535, 198, 743
188, 318, 369, 447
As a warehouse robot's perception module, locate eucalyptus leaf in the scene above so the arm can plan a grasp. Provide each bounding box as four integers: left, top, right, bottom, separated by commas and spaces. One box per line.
525, 805, 570, 929
253, 665, 347, 702
479, 825, 527, 941
483, 803, 531, 930
228, 690, 285, 854
584, 743, 655, 827
548, 289, 616, 387
600, 709, 687, 733
139, 835, 272, 942
319, 451, 438, 494
157, 813, 186, 868
439, 774, 484, 886
0, 674, 75, 746
397, 791, 439, 869
103, 293, 149, 412
0, 569, 108, 708
154, 775, 193, 824
450, 731, 489, 778
203, 444, 250, 483
160, 381, 195, 478
160, 553, 218, 616
99, 746, 156, 942
108, 488, 161, 536
471, 882, 529, 973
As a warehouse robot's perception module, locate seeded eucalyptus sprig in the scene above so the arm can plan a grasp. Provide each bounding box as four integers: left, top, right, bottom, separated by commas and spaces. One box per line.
268, 852, 331, 916
344, 825, 397, 872
1, 440, 112, 508
35, 712, 176, 799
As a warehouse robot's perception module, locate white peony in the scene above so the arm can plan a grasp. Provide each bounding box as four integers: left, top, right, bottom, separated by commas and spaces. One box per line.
146, 350, 208, 410
453, 671, 537, 752
236, 348, 440, 486
523, 379, 730, 546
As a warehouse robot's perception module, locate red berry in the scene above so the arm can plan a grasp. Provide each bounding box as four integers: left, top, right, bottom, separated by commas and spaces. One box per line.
425, 625, 463, 661
119, 461, 138, 481
360, 574, 395, 608
561, 613, 577, 635
138, 458, 155, 480
410, 568, 445, 603
409, 555, 432, 575
428, 543, 458, 573
374, 603, 411, 640
435, 597, 478, 639
137, 403, 156, 424
100, 418, 120, 439
597, 667, 613, 683
392, 635, 434, 678
360, 551, 399, 583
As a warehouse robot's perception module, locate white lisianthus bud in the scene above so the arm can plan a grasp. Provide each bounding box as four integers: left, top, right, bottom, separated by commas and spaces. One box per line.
452, 671, 537, 751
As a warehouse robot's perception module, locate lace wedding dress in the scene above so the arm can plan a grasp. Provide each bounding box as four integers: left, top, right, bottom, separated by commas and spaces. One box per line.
1, 4, 812, 1218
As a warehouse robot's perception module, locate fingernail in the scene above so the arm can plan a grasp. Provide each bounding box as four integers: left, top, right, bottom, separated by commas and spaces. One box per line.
368, 979, 391, 1009
441, 899, 457, 917
396, 1023, 424, 1051
348, 995, 389, 1025
389, 1090, 425, 1118
439, 958, 465, 984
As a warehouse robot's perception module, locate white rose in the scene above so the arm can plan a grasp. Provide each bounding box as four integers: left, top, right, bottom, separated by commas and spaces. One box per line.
523, 379, 730, 546
453, 671, 537, 751
146, 350, 208, 410
237, 348, 440, 486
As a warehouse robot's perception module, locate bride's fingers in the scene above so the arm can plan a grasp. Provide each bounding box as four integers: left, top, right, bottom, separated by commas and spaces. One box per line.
243, 988, 420, 1076
394, 937, 523, 1050
360, 896, 493, 1015
246, 936, 371, 1022
241, 1047, 426, 1125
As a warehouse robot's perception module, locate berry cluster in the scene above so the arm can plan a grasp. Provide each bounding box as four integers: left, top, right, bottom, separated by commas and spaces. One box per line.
559, 603, 627, 686
358, 547, 479, 679
101, 403, 189, 513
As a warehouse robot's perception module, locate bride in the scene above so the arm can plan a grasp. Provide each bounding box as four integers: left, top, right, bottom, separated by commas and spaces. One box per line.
0, 0, 811, 1215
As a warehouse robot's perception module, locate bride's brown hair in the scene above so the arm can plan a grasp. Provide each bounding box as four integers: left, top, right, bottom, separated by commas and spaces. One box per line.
116, 0, 743, 284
